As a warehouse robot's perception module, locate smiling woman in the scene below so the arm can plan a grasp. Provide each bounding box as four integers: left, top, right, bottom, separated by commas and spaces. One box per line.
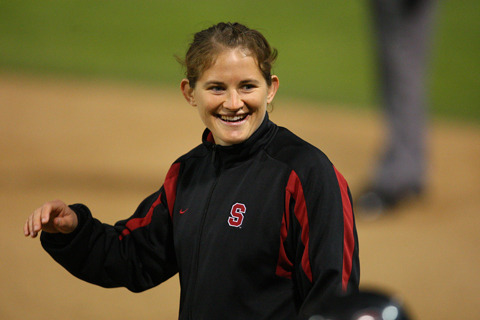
181, 48, 279, 146
178, 22, 279, 146
24, 22, 359, 320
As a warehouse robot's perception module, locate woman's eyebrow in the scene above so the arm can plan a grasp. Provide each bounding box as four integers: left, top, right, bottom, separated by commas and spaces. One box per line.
239, 79, 260, 85
203, 81, 224, 88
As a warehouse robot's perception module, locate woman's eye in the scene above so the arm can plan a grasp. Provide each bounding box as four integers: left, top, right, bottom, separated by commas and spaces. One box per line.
209, 86, 224, 92
242, 84, 255, 90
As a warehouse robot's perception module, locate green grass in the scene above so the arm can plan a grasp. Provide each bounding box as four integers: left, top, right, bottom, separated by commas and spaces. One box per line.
0, 1, 478, 122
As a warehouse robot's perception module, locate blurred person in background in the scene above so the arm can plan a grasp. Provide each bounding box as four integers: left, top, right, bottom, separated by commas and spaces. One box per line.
356, 0, 438, 217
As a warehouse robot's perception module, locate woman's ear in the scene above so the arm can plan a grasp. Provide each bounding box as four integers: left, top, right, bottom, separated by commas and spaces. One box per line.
180, 79, 196, 106
267, 75, 279, 104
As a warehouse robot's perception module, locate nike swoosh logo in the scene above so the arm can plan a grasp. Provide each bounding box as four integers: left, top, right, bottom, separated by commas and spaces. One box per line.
179, 209, 188, 214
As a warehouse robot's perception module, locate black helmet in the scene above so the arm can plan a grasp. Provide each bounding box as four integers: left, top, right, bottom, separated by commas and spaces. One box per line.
309, 289, 412, 320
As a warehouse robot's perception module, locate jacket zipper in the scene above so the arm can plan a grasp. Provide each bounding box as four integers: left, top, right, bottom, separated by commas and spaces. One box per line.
188, 145, 220, 319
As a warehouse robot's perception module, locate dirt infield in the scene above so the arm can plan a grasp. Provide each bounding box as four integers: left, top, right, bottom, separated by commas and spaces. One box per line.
1, 73, 479, 319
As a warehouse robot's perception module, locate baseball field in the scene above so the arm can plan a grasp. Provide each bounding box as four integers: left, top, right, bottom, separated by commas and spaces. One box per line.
1, 72, 479, 319
1, 1, 479, 319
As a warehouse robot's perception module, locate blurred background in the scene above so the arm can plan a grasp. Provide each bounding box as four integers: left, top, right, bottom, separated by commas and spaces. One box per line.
1, 0, 479, 121
1, 1, 479, 319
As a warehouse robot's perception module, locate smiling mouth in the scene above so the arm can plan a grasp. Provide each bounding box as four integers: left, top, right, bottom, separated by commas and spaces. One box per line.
218, 114, 248, 122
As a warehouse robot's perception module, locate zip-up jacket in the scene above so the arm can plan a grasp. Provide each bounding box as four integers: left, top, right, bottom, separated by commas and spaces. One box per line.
41, 113, 360, 320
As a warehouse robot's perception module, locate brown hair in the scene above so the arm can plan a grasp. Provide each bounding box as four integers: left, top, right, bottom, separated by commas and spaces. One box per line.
179, 22, 278, 88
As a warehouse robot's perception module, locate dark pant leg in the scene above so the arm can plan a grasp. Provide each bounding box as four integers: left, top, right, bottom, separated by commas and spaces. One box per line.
370, 0, 437, 195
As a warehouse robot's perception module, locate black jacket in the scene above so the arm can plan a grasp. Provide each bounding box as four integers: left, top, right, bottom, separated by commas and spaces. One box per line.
41, 114, 360, 319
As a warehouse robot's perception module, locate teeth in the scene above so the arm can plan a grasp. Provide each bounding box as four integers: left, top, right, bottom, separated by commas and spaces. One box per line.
220, 115, 247, 122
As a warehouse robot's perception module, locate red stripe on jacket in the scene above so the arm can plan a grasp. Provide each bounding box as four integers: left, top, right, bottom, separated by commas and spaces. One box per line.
119, 194, 162, 240
164, 162, 181, 219
333, 166, 355, 291
277, 170, 312, 282
119, 163, 181, 240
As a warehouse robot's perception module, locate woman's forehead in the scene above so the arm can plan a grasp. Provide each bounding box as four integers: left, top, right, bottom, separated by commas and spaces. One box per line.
198, 49, 263, 82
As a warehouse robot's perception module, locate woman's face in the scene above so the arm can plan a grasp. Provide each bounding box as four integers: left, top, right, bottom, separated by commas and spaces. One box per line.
181, 48, 279, 146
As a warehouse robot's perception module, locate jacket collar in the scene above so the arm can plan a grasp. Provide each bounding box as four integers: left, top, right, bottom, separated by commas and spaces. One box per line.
201, 112, 277, 168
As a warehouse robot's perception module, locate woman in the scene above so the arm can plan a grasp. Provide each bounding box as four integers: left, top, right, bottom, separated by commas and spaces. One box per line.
24, 22, 359, 319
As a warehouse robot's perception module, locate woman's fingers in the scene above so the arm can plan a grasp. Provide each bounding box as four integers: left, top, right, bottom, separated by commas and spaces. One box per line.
24, 200, 77, 238
24, 202, 56, 238
23, 217, 30, 237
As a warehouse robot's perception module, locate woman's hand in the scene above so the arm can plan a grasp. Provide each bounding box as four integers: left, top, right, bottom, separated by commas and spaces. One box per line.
24, 200, 78, 238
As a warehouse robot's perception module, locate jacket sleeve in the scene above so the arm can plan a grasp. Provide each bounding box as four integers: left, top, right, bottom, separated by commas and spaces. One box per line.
286, 160, 360, 319
40, 188, 178, 293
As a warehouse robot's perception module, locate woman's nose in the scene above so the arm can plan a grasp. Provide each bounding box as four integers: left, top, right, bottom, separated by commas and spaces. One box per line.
223, 90, 244, 110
